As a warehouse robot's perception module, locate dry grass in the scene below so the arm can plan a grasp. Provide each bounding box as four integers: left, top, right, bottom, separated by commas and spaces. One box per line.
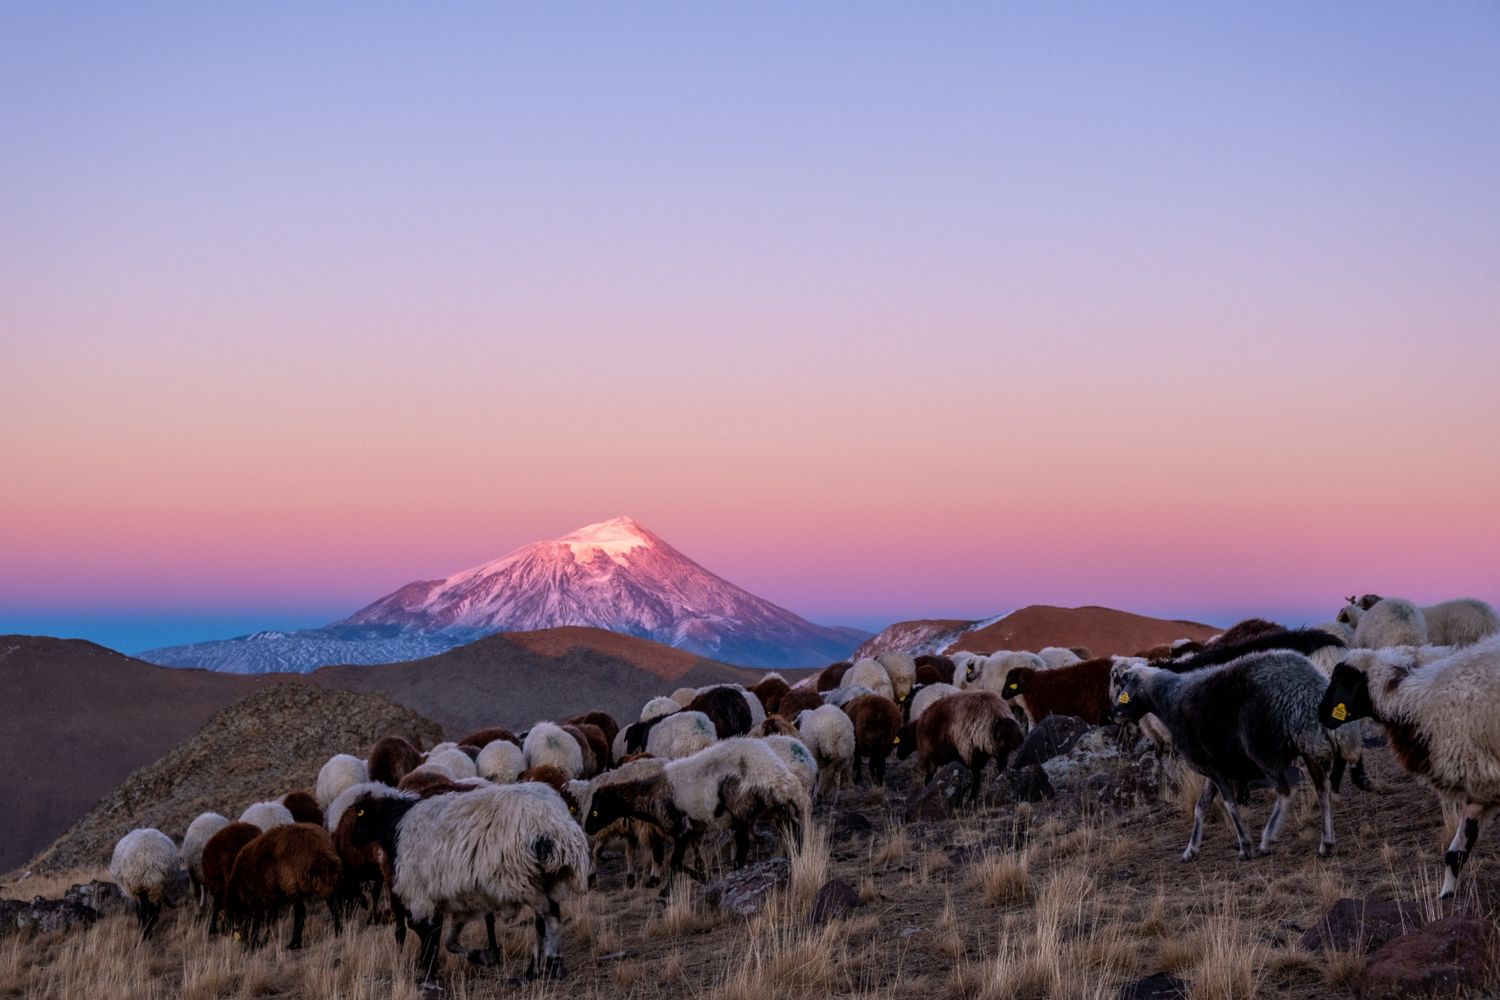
969, 849, 1030, 905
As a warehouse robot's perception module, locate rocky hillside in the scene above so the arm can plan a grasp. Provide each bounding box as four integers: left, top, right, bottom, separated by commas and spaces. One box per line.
25, 685, 439, 874
858, 605, 1221, 660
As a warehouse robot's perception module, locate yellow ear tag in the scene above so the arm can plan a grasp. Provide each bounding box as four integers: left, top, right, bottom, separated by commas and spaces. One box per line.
1331, 703, 1348, 722
1008, 683, 1018, 690
233, 931, 241, 941
1117, 692, 1130, 704
893, 736, 900, 744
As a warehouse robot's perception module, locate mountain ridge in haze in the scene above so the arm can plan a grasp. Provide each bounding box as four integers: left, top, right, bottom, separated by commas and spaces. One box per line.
139, 517, 868, 673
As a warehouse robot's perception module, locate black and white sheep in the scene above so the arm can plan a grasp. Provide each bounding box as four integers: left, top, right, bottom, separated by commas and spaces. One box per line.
1113, 651, 1341, 862
1319, 637, 1500, 898
346, 781, 590, 982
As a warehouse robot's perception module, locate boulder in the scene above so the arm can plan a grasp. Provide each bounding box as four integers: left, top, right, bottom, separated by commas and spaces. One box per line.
993, 764, 1055, 804
63, 879, 130, 918
1359, 916, 1497, 999
808, 878, 861, 925
704, 858, 790, 917
904, 762, 971, 822
1013, 715, 1093, 768
1300, 897, 1426, 955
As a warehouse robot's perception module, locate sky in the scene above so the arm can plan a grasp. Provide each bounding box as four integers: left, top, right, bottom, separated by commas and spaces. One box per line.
2, 3, 1499, 653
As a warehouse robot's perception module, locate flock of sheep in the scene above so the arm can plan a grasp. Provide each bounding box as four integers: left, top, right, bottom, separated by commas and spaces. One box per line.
106, 592, 1500, 985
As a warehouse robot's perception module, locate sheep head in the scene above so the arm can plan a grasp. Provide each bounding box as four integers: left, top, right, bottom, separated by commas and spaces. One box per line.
1318, 663, 1376, 728
1000, 667, 1034, 699
1110, 668, 1152, 723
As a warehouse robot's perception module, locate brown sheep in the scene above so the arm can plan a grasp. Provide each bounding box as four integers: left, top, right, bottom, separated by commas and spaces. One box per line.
367, 736, 423, 787
561, 723, 601, 776
914, 654, 956, 685
519, 764, 570, 790
686, 686, 753, 738
896, 691, 1023, 804
1001, 657, 1113, 726
1211, 618, 1287, 648
816, 661, 854, 692
456, 726, 521, 750
568, 722, 611, 774
281, 791, 323, 827
225, 823, 342, 950
397, 769, 466, 796
202, 821, 261, 935
750, 715, 799, 738
777, 686, 824, 720
749, 674, 791, 716
565, 711, 620, 754
844, 694, 903, 786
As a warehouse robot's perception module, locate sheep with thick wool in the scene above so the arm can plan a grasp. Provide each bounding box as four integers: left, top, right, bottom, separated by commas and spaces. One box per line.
686, 686, 754, 738
183, 812, 230, 905
523, 721, 585, 780
964, 651, 1046, 695
347, 781, 589, 982
841, 658, 894, 700
1037, 647, 1082, 669
1340, 595, 1499, 648
822, 684, 876, 708
240, 800, 295, 831
574, 757, 668, 890
476, 739, 526, 784
793, 704, 855, 798
110, 828, 187, 938
641, 695, 682, 722
1352, 598, 1429, 649
1113, 652, 1341, 863
1320, 636, 1500, 898
645, 709, 718, 759
914, 654, 957, 685
282, 791, 324, 827
316, 754, 369, 811
426, 748, 479, 780
875, 651, 918, 702
764, 734, 819, 797
368, 736, 424, 787
908, 682, 960, 723
1002, 656, 1114, 726
895, 691, 1023, 805
225, 823, 342, 950
201, 822, 261, 935
844, 693, 903, 786
750, 673, 791, 716
584, 738, 808, 890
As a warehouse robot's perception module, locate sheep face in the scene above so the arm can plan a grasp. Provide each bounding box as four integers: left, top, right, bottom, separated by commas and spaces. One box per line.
964, 660, 984, 684
583, 788, 633, 836
1318, 663, 1376, 728
1000, 667, 1034, 700
345, 794, 410, 852
1336, 605, 1363, 627
1110, 670, 1151, 724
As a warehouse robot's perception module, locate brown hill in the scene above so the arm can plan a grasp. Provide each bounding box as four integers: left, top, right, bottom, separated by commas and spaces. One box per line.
28, 684, 438, 874
308, 628, 770, 737
853, 619, 974, 660
0, 636, 292, 874
949, 605, 1221, 657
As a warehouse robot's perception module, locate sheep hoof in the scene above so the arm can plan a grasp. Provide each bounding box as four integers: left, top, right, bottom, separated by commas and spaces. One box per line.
1179, 851, 1197, 863
1319, 842, 1336, 858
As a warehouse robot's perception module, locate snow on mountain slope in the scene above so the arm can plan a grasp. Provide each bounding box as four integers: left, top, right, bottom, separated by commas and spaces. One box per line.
139, 518, 868, 673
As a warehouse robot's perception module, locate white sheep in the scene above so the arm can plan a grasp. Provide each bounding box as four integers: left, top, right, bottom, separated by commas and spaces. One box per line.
841, 658, 894, 700
239, 800, 295, 831
948, 651, 985, 684
314, 754, 369, 811
645, 710, 718, 759
109, 828, 186, 938
908, 682, 961, 722
181, 811, 229, 905
523, 722, 585, 780
822, 685, 876, 708
476, 740, 526, 784
764, 734, 819, 797
669, 686, 698, 708
793, 704, 856, 797
640, 696, 682, 722
875, 651, 918, 702
426, 741, 458, 756
1422, 598, 1500, 647
1037, 647, 1082, 669
1353, 598, 1429, 649
1321, 636, 1500, 897
1315, 621, 1356, 644
346, 781, 589, 980
968, 651, 1046, 696
426, 747, 478, 780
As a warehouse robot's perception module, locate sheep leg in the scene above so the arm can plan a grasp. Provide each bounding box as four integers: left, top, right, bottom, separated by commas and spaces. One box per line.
646, 835, 664, 888
208, 892, 225, 936
1258, 778, 1293, 856
732, 820, 753, 868
365, 878, 383, 925
872, 752, 887, 787
853, 753, 864, 783
525, 898, 566, 980
1215, 782, 1254, 860
967, 752, 990, 807
136, 894, 161, 939
411, 917, 443, 984
391, 895, 409, 948
1441, 802, 1492, 899
465, 913, 502, 967
1183, 778, 1219, 862
444, 916, 469, 954
288, 899, 306, 950
326, 896, 343, 937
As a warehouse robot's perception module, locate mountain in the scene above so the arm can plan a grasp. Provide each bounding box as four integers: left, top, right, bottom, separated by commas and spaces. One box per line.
857, 605, 1222, 660
0, 636, 286, 873
140, 516, 868, 672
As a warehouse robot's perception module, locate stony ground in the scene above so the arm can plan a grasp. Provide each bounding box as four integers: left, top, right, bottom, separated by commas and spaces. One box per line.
4, 723, 1499, 1000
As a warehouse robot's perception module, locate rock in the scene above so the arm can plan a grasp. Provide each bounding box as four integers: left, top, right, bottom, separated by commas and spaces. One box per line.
1359, 916, 1497, 999
1083, 752, 1165, 811
1041, 728, 1128, 790
0, 895, 103, 936
993, 764, 1055, 804
809, 878, 861, 925
832, 810, 874, 839
1300, 897, 1426, 955
63, 880, 130, 918
704, 858, 790, 917
1119, 972, 1189, 999
1013, 715, 1093, 769
904, 762, 971, 822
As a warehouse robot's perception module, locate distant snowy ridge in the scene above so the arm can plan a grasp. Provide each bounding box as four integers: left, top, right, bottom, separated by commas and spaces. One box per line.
139, 517, 868, 673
